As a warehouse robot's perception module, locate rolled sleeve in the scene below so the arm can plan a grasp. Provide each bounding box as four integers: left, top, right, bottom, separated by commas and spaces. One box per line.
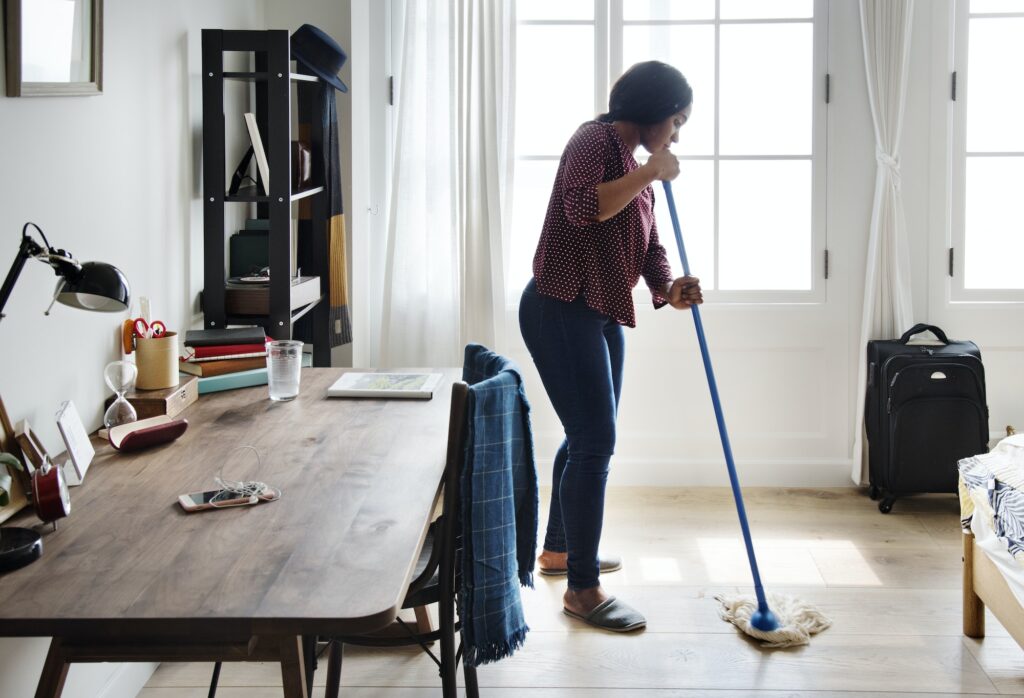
560, 125, 608, 227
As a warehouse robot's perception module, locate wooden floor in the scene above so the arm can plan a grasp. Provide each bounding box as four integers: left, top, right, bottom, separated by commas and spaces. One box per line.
140, 487, 1024, 697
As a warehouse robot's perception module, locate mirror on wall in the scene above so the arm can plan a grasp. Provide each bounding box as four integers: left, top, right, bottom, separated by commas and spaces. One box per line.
4, 0, 103, 96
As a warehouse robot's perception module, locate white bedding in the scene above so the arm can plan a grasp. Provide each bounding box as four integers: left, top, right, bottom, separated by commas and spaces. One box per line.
960, 433, 1024, 606
969, 485, 1024, 607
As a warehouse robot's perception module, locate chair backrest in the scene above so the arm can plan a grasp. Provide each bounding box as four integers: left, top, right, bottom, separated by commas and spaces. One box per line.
405, 381, 469, 597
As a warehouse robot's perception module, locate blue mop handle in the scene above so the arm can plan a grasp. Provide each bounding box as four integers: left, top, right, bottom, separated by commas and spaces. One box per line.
662, 180, 773, 619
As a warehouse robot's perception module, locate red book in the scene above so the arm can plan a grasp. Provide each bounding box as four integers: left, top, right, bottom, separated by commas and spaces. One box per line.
184, 338, 271, 361
178, 356, 266, 376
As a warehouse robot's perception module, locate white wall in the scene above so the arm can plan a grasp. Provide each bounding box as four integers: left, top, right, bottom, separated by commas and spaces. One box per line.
0, 1, 265, 695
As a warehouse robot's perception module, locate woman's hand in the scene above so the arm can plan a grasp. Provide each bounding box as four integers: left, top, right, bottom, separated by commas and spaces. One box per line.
662, 276, 702, 309
646, 149, 680, 181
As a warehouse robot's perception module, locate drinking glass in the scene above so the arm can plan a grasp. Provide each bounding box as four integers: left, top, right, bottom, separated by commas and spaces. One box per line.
267, 340, 304, 401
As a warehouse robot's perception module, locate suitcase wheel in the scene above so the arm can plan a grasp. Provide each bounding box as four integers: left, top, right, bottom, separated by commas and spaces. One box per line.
878, 498, 895, 514
869, 485, 880, 501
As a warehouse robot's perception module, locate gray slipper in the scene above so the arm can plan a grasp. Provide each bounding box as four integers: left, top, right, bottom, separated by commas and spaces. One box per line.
563, 596, 646, 633
539, 555, 623, 577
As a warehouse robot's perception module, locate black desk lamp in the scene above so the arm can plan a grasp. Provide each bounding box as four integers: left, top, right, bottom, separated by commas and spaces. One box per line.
1, 222, 130, 320
0, 222, 131, 572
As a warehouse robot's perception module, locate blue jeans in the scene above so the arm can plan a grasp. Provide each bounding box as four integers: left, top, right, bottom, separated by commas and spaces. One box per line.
519, 279, 624, 590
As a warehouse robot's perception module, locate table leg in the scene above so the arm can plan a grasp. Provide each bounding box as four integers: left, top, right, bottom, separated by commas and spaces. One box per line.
325, 640, 343, 698
278, 635, 308, 698
35, 638, 70, 698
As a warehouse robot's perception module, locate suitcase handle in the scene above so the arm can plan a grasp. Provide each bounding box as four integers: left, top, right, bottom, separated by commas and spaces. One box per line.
898, 323, 949, 344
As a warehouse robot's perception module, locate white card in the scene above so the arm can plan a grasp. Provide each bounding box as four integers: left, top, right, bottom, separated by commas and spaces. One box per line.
55, 400, 94, 486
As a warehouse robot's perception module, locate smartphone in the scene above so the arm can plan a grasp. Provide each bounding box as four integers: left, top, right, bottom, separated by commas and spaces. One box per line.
178, 489, 257, 512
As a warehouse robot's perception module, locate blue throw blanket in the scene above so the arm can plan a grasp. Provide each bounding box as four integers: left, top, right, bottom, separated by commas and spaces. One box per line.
460, 343, 538, 666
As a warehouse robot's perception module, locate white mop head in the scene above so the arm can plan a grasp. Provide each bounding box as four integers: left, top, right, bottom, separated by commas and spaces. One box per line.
715, 592, 832, 648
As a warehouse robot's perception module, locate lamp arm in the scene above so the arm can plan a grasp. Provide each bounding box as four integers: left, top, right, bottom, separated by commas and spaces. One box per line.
0, 234, 44, 321
0, 223, 85, 322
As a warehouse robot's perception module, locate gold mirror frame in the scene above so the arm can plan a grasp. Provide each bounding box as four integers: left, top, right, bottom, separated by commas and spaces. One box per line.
4, 0, 103, 97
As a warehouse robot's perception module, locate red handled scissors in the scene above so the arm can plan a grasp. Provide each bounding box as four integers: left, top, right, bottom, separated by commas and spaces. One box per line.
133, 318, 167, 339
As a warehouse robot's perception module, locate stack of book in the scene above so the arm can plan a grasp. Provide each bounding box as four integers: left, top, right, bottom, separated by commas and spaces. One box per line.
180, 327, 271, 394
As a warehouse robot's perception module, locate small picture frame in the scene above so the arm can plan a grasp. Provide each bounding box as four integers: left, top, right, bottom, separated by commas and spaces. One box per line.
56, 400, 94, 486
14, 419, 49, 475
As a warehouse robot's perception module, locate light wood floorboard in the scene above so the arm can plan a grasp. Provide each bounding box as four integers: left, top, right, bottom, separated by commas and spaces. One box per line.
141, 487, 1024, 696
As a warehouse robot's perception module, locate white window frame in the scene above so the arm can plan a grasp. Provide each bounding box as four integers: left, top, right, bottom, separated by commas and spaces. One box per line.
514, 0, 829, 306
949, 0, 1024, 304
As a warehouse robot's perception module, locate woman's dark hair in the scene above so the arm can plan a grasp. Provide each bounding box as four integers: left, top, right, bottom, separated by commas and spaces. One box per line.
597, 61, 692, 125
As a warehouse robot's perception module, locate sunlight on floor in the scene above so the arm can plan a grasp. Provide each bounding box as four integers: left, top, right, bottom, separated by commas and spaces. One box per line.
638, 556, 683, 582
695, 538, 883, 586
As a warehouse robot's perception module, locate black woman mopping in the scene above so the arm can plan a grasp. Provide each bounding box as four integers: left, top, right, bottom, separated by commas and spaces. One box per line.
520, 60, 830, 646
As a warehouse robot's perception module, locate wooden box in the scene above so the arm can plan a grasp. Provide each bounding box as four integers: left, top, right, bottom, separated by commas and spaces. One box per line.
105, 374, 199, 420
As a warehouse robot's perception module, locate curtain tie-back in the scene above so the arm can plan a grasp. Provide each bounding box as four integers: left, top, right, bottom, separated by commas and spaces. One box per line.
875, 148, 902, 191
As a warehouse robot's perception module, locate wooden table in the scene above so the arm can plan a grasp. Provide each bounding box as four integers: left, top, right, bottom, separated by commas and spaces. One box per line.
0, 368, 458, 698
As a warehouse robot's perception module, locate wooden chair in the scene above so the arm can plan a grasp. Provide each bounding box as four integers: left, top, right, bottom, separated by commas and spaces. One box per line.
207, 381, 476, 698
321, 380, 478, 698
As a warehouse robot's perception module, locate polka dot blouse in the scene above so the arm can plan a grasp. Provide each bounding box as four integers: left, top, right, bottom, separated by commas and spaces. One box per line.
531, 120, 673, 328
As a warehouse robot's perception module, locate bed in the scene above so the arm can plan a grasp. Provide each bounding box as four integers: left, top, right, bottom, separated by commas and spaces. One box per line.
960, 431, 1024, 646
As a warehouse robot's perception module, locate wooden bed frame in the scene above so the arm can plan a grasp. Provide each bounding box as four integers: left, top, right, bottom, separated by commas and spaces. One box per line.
963, 531, 1024, 646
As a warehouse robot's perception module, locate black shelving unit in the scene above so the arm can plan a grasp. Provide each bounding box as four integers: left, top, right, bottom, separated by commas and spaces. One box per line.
201, 29, 331, 366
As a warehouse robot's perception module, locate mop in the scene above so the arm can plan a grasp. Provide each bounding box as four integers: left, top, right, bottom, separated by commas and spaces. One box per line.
661, 180, 832, 648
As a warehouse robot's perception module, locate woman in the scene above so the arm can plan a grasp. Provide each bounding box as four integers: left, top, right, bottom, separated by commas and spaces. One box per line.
519, 61, 702, 632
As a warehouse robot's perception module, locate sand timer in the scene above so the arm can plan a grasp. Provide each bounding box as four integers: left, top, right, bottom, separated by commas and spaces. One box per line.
103, 360, 138, 429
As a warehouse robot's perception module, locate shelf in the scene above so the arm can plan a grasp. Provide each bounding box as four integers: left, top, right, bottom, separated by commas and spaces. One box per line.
224, 276, 322, 315
224, 185, 324, 203
203, 29, 333, 367
225, 295, 321, 327
291, 185, 325, 202
220, 71, 321, 83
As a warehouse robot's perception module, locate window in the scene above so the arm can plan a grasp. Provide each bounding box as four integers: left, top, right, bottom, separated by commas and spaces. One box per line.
951, 0, 1024, 301
511, 0, 827, 302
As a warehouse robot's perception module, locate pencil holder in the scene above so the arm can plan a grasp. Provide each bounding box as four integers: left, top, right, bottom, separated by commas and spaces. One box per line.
135, 332, 179, 390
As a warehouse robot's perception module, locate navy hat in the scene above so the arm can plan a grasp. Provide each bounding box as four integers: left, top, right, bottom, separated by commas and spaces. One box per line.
290, 24, 349, 93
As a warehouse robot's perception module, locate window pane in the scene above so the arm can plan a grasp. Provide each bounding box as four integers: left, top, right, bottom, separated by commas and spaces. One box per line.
964, 157, 1024, 290
622, 25, 714, 156
720, 0, 813, 20
966, 18, 1024, 152
651, 160, 716, 286
720, 23, 812, 155
970, 0, 1024, 14
719, 160, 811, 290
517, 0, 593, 21
623, 0, 715, 21
509, 159, 559, 294
516, 26, 594, 155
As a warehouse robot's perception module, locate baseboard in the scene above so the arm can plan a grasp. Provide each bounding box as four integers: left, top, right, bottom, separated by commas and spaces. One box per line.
535, 455, 855, 487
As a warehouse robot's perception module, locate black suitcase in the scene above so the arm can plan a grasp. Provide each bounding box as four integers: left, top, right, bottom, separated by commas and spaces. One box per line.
865, 323, 989, 513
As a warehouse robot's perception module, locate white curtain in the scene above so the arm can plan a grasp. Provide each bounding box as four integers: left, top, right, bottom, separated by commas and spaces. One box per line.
851, 0, 916, 484
379, 0, 515, 367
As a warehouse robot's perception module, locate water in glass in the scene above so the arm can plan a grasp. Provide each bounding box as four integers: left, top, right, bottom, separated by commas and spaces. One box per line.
267, 340, 303, 401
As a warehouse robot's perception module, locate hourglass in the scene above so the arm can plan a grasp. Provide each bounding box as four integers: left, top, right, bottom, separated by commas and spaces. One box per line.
103, 360, 138, 429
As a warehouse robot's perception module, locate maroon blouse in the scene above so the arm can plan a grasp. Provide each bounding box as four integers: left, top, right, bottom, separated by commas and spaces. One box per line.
532, 120, 674, 328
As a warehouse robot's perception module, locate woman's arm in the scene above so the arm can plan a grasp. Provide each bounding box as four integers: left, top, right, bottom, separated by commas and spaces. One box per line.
644, 220, 702, 309
595, 150, 679, 222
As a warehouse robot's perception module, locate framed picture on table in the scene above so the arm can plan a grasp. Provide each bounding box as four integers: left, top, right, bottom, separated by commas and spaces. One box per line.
14, 419, 49, 473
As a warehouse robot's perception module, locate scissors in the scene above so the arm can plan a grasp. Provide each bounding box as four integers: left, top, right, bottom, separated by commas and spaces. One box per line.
133, 318, 167, 339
